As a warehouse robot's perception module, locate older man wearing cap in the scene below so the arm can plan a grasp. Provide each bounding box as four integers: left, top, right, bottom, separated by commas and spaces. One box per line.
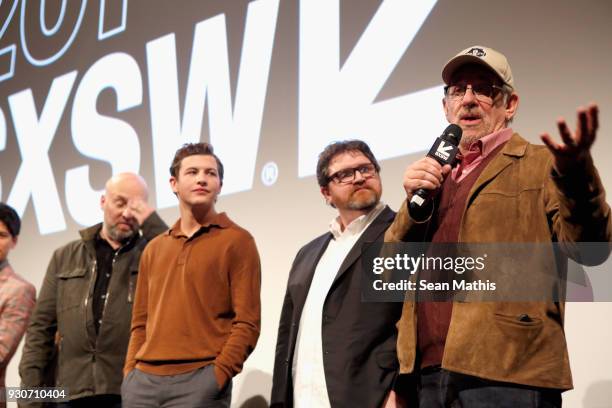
386, 45, 611, 406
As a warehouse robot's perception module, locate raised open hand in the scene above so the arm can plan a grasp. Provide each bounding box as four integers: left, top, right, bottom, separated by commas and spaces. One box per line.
540, 103, 599, 175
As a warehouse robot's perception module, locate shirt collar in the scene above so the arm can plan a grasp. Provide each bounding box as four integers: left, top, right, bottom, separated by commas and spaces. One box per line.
465, 127, 513, 155
329, 202, 385, 240
168, 212, 232, 238
479, 127, 513, 157
460, 127, 513, 165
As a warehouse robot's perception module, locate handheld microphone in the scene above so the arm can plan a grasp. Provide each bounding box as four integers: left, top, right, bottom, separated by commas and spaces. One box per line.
409, 124, 463, 219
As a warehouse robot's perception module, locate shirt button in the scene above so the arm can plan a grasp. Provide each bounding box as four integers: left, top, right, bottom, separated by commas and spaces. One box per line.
101, 294, 106, 299
106, 273, 110, 278
98, 319, 102, 324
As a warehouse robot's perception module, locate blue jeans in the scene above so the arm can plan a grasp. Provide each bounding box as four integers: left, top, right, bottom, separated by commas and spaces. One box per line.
417, 367, 562, 408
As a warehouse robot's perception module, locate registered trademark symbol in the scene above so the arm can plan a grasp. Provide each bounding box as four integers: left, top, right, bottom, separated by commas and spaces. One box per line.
261, 162, 279, 186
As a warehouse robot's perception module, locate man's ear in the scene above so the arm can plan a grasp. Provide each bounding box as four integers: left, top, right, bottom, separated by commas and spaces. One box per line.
320, 186, 332, 206
442, 97, 452, 123
505, 93, 519, 121
169, 176, 178, 194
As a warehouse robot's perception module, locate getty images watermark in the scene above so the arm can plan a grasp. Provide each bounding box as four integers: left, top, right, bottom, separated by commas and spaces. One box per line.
371, 252, 494, 292
361, 242, 612, 302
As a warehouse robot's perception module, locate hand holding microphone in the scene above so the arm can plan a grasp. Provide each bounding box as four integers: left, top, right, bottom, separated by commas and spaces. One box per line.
403, 158, 451, 198
405, 124, 462, 220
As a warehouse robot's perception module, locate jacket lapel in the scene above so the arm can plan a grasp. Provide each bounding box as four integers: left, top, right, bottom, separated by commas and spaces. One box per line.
292, 233, 332, 314
465, 133, 528, 209
331, 206, 395, 288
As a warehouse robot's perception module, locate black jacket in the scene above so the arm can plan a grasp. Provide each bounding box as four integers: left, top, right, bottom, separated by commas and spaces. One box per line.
19, 213, 167, 402
271, 206, 402, 407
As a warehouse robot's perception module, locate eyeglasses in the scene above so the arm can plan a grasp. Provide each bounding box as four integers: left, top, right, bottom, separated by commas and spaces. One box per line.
444, 83, 506, 103
328, 163, 377, 184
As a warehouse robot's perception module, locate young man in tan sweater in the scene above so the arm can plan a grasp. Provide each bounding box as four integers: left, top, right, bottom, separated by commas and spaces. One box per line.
122, 143, 261, 408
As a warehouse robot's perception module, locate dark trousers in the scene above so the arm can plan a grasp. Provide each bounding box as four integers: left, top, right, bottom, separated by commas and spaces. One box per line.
416, 367, 562, 408
55, 394, 121, 408
121, 366, 232, 408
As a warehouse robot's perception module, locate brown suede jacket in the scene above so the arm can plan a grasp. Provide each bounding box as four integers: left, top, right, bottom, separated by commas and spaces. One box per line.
384, 133, 612, 390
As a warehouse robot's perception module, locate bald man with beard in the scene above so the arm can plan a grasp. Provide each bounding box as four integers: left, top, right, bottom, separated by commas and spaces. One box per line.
19, 173, 167, 407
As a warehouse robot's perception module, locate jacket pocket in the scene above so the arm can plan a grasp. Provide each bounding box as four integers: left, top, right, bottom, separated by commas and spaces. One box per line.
57, 267, 88, 311
128, 270, 138, 303
494, 312, 543, 341
56, 334, 65, 386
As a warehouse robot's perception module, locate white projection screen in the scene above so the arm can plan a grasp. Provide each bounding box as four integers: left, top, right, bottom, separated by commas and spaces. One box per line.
1, 1, 611, 406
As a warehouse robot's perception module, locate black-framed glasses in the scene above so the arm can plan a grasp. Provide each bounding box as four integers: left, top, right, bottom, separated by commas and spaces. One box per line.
328, 163, 377, 185
444, 83, 506, 103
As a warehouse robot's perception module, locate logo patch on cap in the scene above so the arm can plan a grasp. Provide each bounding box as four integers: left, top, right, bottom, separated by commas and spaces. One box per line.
465, 47, 486, 57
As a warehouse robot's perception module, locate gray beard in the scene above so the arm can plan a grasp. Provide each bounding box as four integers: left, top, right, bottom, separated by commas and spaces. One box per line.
106, 223, 138, 244
347, 189, 379, 212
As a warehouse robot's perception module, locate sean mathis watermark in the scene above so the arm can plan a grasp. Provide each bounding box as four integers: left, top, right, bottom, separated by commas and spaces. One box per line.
361, 242, 612, 302
372, 277, 496, 292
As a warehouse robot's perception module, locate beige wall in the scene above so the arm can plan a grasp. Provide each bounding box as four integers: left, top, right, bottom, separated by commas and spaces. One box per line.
2, 1, 611, 406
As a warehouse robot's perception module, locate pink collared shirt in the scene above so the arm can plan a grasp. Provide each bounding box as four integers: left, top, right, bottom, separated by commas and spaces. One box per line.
451, 128, 514, 182
0, 262, 36, 396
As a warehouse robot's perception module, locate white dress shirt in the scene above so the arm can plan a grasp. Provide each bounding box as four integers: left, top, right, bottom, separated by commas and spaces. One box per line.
292, 203, 385, 407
